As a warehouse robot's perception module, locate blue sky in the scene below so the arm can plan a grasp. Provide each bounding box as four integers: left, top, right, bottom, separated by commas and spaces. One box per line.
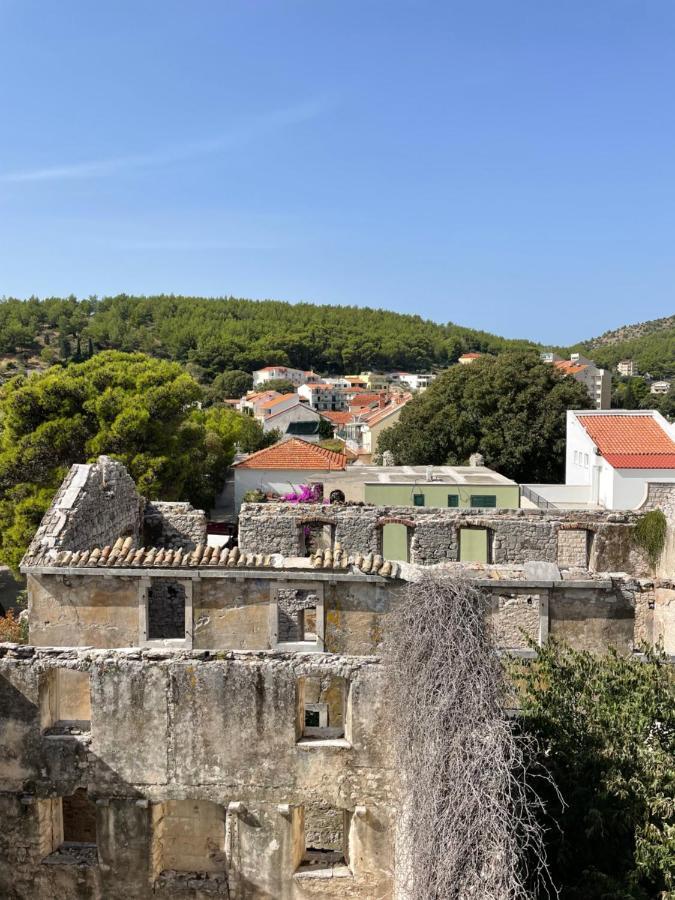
1, 0, 674, 344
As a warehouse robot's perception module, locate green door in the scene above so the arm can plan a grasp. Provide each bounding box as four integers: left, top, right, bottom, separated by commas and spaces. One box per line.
459, 528, 488, 563
382, 523, 410, 562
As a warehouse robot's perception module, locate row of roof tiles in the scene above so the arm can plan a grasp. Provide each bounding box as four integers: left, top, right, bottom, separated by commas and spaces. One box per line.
578, 414, 675, 469
23, 536, 399, 578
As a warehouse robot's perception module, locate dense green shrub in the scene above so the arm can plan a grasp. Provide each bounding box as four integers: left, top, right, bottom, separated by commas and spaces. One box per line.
633, 510, 667, 568
517, 642, 675, 899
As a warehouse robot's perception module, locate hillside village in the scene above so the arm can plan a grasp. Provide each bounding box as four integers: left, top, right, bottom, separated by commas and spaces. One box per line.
0, 302, 674, 899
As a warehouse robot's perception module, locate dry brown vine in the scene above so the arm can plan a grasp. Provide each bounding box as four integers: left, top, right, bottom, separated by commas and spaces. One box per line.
385, 571, 556, 899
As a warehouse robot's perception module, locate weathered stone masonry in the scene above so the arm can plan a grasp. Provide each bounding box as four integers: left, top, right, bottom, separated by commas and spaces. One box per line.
2, 457, 674, 899
238, 502, 650, 573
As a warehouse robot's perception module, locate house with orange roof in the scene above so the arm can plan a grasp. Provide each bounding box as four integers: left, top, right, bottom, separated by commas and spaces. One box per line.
242, 391, 324, 436
338, 394, 412, 461
566, 410, 675, 508
252, 365, 323, 388
458, 352, 482, 365
232, 438, 348, 510
545, 352, 611, 409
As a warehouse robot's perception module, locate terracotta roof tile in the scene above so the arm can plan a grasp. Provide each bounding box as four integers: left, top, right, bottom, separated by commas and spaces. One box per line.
554, 360, 588, 375
258, 393, 297, 411
577, 414, 675, 469
321, 411, 353, 425
349, 393, 381, 408
234, 438, 348, 470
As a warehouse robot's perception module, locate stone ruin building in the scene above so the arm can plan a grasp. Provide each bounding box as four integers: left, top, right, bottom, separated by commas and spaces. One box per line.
1, 455, 674, 899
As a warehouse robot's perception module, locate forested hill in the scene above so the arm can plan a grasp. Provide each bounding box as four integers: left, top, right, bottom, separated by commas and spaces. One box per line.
0, 294, 537, 380
570, 313, 675, 379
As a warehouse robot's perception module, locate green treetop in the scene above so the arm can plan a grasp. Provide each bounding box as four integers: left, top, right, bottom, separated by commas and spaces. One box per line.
376, 351, 590, 483
0, 351, 269, 570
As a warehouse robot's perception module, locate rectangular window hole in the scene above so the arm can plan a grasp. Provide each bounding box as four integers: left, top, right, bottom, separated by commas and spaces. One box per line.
41, 669, 91, 735
299, 804, 350, 874
299, 675, 346, 740
278, 589, 320, 644
152, 800, 226, 879
40, 790, 98, 867
148, 581, 186, 640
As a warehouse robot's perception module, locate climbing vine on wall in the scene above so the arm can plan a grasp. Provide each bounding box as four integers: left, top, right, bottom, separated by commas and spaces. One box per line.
384, 572, 554, 899
633, 509, 667, 568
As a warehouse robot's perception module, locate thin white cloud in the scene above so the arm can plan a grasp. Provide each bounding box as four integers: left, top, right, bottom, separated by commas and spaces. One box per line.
0, 98, 327, 184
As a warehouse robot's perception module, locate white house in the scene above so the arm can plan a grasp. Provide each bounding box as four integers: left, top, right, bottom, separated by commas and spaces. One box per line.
252, 366, 322, 387
388, 372, 437, 391
232, 438, 348, 511
651, 380, 671, 395
565, 409, 675, 509
252, 393, 323, 435
617, 360, 638, 377
298, 383, 349, 412
552, 354, 611, 409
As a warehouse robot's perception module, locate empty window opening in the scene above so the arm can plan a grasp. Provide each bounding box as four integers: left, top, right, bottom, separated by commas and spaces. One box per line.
301, 522, 334, 556
62, 789, 97, 845
298, 675, 346, 740
41, 669, 91, 735
413, 493, 425, 507
381, 522, 411, 563
147, 581, 186, 640
39, 790, 98, 866
151, 800, 226, 883
299, 804, 349, 873
278, 589, 320, 643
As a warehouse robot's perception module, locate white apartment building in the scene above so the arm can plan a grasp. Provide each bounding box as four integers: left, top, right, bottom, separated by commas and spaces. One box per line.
617, 359, 638, 377
252, 366, 322, 387
298, 382, 349, 412
388, 372, 437, 391
651, 380, 671, 395
550, 353, 611, 409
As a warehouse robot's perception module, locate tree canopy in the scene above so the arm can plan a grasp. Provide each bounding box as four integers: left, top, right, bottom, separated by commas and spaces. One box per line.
376, 351, 590, 482
0, 351, 269, 570
0, 294, 539, 381
204, 369, 253, 404
518, 642, 675, 899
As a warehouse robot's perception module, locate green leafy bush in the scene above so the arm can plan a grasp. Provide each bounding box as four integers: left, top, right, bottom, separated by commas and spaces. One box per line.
633, 510, 667, 568
517, 641, 675, 898
242, 489, 267, 503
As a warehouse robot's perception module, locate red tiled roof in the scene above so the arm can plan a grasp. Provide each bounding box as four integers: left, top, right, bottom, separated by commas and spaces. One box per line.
577, 414, 675, 469
258, 393, 296, 411
349, 393, 381, 408
361, 401, 409, 427
234, 438, 348, 470
321, 410, 353, 425
245, 390, 280, 402
554, 360, 588, 375
460, 352, 482, 359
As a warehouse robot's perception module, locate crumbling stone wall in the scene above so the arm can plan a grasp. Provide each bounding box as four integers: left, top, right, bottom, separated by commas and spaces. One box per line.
143, 501, 206, 551
25, 457, 143, 559
0, 647, 393, 900
238, 503, 643, 571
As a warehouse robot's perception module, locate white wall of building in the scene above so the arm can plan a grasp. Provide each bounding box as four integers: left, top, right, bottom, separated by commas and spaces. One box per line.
234, 468, 331, 511
566, 410, 675, 509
